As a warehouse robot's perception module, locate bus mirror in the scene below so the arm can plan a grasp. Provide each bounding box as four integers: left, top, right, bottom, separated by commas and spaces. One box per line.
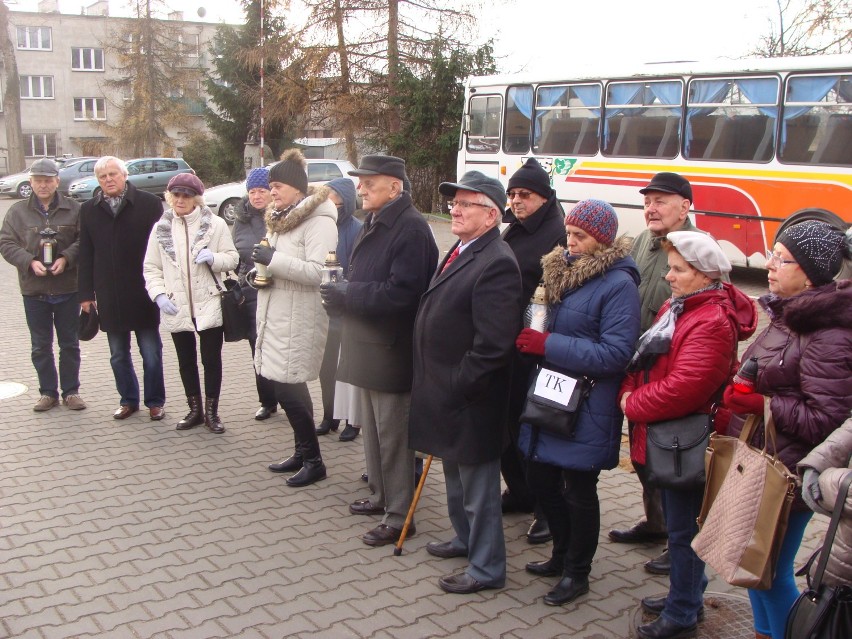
462, 114, 471, 135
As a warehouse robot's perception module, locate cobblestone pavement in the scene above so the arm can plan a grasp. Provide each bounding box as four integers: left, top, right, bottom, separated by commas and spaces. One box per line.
1, 207, 826, 638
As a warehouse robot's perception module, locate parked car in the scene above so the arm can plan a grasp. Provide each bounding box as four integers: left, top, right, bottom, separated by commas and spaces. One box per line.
68, 157, 194, 201
0, 169, 35, 199
206, 159, 358, 223
58, 158, 99, 195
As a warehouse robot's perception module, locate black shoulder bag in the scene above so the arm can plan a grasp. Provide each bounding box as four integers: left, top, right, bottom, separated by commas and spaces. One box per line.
206, 262, 248, 343
520, 364, 594, 440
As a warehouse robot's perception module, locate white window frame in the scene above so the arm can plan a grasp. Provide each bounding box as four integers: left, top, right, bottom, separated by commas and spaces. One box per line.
73, 97, 107, 121
20, 76, 54, 99
24, 133, 58, 157
182, 33, 200, 58
17, 26, 52, 51
72, 47, 104, 71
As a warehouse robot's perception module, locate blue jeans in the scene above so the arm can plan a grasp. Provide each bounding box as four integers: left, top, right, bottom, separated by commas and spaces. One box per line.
107, 329, 165, 408
748, 509, 812, 639
661, 486, 708, 627
22, 294, 81, 398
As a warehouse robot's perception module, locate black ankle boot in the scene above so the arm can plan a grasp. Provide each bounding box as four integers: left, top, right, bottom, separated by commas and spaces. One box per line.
268, 451, 303, 473
176, 395, 204, 430
286, 439, 326, 487
315, 418, 339, 435
203, 396, 225, 434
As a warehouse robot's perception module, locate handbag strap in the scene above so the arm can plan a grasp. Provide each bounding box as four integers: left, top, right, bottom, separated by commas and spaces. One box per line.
205, 262, 224, 293
810, 470, 852, 590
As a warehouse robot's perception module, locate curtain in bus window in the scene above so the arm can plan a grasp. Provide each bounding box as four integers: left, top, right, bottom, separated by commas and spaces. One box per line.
781, 76, 840, 163
535, 85, 601, 155
737, 78, 779, 162
533, 86, 568, 150
604, 82, 680, 158
603, 83, 643, 154
685, 80, 731, 158
505, 86, 533, 154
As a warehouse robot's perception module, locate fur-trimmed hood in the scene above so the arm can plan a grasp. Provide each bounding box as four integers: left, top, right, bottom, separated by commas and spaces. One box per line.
767, 279, 852, 334
541, 235, 638, 303
265, 185, 335, 235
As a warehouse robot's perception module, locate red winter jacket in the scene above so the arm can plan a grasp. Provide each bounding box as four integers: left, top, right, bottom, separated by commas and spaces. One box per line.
620, 283, 757, 464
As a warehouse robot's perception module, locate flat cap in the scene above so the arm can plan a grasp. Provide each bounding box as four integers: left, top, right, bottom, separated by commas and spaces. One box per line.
439, 171, 507, 212
639, 172, 693, 202
348, 155, 407, 182
29, 158, 59, 177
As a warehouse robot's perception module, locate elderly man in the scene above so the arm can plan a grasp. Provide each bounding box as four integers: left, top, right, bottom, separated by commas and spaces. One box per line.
0, 159, 85, 411
321, 155, 438, 547
500, 157, 566, 545
78, 157, 166, 420
410, 171, 522, 594
609, 172, 702, 575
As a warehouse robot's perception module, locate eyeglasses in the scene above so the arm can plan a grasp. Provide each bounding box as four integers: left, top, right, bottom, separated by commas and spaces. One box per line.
446, 200, 492, 211
507, 190, 533, 200
765, 250, 797, 269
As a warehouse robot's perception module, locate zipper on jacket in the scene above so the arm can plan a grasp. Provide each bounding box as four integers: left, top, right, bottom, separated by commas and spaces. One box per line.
182, 218, 195, 318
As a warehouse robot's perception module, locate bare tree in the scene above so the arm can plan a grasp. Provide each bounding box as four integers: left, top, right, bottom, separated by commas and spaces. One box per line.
752, 0, 851, 57
0, 2, 24, 172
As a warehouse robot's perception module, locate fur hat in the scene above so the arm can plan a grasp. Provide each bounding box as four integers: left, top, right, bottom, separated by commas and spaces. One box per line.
565, 199, 618, 245
778, 220, 852, 286
507, 158, 552, 199
246, 167, 270, 191
269, 149, 308, 193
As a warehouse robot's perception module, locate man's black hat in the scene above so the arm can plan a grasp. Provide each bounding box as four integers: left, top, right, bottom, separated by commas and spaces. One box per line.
639, 172, 693, 202
348, 155, 407, 182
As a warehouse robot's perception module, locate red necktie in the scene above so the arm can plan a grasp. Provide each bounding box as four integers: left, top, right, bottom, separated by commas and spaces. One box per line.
441, 246, 460, 273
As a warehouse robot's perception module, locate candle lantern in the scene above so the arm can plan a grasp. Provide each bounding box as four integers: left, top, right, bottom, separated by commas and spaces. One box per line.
523, 281, 550, 332
39, 228, 58, 269
250, 237, 272, 289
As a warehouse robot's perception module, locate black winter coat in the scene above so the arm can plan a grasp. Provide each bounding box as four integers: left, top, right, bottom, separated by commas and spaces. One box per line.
336, 193, 438, 393
409, 228, 522, 464
78, 183, 162, 332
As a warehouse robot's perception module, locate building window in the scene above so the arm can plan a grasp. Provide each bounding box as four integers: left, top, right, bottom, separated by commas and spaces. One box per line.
74, 98, 107, 120
17, 26, 52, 50
72, 48, 104, 71
24, 133, 58, 157
20, 76, 54, 99
181, 33, 200, 57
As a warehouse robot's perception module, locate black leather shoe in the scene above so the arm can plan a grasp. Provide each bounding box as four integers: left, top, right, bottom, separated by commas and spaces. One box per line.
525, 557, 563, 577
315, 418, 339, 435
426, 541, 467, 559
349, 498, 384, 515
608, 522, 668, 544
268, 453, 302, 473
644, 548, 671, 575
254, 406, 276, 421
526, 518, 553, 544
360, 472, 368, 482
543, 577, 589, 606
438, 572, 497, 594
286, 460, 327, 487
641, 596, 704, 622
637, 615, 697, 639
361, 523, 412, 546
339, 424, 360, 441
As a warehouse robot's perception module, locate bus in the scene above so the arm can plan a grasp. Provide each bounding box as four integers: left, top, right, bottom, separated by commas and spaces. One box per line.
457, 54, 851, 267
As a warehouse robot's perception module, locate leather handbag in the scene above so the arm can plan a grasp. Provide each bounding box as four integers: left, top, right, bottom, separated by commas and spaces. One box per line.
785, 471, 852, 639
520, 364, 594, 440
691, 402, 797, 590
645, 412, 712, 490
207, 263, 248, 343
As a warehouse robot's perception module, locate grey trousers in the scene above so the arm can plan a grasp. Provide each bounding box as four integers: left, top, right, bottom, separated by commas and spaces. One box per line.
355, 386, 414, 529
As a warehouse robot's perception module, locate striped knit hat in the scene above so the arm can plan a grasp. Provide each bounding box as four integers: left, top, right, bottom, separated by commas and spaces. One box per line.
565, 199, 618, 245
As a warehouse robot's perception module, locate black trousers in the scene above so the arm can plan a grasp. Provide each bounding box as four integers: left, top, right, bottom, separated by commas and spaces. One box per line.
318, 316, 342, 421
499, 354, 537, 510
274, 381, 321, 458
171, 325, 224, 398
248, 337, 277, 408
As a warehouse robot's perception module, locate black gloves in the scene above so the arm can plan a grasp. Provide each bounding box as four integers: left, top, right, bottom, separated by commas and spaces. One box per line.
320, 281, 348, 312
251, 243, 275, 266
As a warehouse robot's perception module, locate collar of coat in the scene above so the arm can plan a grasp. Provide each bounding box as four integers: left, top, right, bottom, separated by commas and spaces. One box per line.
265, 186, 331, 235
761, 279, 852, 334
502, 193, 564, 235
154, 205, 214, 265
541, 236, 632, 304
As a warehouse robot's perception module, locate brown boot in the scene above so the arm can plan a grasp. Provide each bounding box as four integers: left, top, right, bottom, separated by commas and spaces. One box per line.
204, 396, 225, 434
176, 395, 204, 430
756, 633, 771, 639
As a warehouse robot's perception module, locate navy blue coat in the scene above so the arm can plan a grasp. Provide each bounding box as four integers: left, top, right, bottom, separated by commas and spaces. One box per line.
518, 240, 641, 471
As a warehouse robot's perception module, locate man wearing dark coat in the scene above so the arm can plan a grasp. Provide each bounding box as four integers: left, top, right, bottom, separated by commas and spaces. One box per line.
321, 155, 438, 547
78, 156, 166, 421
409, 171, 522, 594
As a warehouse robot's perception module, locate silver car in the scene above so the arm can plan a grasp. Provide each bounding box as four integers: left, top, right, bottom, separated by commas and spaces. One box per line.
68, 157, 194, 201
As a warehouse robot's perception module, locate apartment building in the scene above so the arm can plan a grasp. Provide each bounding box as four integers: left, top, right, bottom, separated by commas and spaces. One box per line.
2, 1, 223, 173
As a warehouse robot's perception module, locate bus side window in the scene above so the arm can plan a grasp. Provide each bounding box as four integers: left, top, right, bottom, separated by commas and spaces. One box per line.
504, 85, 533, 154
781, 74, 852, 167
467, 94, 502, 153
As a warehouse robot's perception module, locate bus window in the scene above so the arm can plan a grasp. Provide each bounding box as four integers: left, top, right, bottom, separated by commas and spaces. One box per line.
603, 80, 682, 158
534, 83, 601, 156
781, 73, 852, 166
504, 85, 533, 154
466, 94, 502, 153
685, 76, 779, 162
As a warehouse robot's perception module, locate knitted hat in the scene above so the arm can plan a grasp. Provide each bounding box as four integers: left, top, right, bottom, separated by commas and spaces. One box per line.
507, 158, 552, 199
269, 149, 308, 193
666, 231, 732, 279
564, 199, 618, 245
246, 167, 270, 191
778, 220, 850, 286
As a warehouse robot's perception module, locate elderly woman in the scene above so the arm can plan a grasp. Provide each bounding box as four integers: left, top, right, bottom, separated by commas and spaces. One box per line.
515, 200, 641, 606
619, 231, 756, 639
143, 173, 239, 433
231, 167, 278, 421
722, 220, 852, 639
253, 150, 338, 487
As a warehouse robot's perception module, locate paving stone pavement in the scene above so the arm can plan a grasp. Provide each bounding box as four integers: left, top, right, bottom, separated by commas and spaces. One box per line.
0, 210, 827, 639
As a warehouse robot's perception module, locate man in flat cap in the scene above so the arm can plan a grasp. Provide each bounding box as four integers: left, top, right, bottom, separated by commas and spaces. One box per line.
409, 171, 521, 594
321, 154, 438, 547
0, 158, 86, 412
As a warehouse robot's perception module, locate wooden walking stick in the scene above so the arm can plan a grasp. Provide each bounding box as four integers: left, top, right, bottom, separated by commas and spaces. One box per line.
394, 454, 432, 556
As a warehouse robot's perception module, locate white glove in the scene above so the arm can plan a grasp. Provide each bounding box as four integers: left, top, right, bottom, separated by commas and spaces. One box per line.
155, 294, 178, 316
802, 468, 831, 516
195, 248, 214, 265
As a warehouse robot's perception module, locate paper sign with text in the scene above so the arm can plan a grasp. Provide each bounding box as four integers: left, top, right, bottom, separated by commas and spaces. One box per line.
533, 368, 578, 405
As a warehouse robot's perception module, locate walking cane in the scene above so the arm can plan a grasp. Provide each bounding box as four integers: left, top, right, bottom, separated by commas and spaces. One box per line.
394, 454, 432, 556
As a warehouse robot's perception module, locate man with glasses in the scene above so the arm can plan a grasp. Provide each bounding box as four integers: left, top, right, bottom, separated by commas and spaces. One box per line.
321, 155, 438, 547
500, 158, 566, 546
410, 171, 521, 593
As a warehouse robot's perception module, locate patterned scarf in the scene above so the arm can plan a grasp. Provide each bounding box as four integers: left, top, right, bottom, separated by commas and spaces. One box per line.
628, 282, 723, 371
103, 184, 128, 216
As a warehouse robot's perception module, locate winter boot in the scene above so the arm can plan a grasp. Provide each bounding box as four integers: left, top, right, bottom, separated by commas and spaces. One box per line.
204, 396, 225, 434
286, 439, 327, 487
176, 395, 204, 430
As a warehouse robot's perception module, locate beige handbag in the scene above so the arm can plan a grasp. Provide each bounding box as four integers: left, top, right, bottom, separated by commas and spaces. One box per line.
691, 400, 797, 590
